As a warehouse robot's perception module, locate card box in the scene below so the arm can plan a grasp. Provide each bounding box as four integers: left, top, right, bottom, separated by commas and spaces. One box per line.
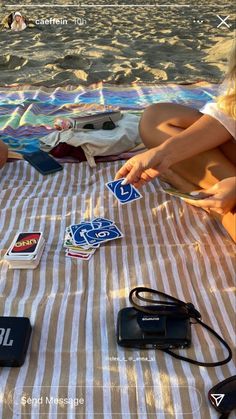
4, 232, 43, 260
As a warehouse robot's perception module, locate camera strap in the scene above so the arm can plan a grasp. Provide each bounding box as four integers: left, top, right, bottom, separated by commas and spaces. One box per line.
129, 287, 232, 367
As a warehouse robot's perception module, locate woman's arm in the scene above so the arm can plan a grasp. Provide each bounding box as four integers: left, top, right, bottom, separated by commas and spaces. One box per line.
184, 177, 236, 242
0, 141, 8, 168
115, 114, 234, 186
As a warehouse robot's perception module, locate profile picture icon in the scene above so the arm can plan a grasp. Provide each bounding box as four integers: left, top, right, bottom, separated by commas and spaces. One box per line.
11, 12, 27, 32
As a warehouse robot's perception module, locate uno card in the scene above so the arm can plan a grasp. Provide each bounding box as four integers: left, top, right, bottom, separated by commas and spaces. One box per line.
6, 237, 45, 269
6, 232, 43, 259
92, 218, 114, 228
161, 187, 211, 201
66, 250, 93, 260
64, 244, 95, 254
83, 225, 123, 245
64, 227, 82, 248
106, 179, 142, 204
65, 245, 96, 255
70, 223, 93, 246
70, 223, 100, 247
64, 229, 76, 247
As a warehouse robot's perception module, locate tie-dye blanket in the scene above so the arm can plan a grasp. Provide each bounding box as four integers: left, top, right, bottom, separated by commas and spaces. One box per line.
0, 83, 217, 154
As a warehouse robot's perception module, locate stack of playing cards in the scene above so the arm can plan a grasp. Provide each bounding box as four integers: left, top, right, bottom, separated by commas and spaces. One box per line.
4, 232, 45, 269
64, 218, 123, 260
160, 185, 210, 201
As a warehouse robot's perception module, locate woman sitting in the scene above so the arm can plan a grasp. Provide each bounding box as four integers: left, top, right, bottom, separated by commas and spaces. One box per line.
115, 41, 236, 242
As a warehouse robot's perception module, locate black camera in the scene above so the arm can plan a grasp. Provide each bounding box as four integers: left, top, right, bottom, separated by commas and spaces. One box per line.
116, 287, 232, 367
117, 305, 191, 350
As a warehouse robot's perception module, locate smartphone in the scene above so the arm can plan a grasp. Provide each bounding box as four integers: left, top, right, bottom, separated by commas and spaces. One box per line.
23, 151, 63, 175
162, 187, 210, 201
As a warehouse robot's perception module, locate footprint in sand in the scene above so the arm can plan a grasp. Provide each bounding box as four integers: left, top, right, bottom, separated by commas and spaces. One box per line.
0, 54, 27, 70
54, 54, 91, 70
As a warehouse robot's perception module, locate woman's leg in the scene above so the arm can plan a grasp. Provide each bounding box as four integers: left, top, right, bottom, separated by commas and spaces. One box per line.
139, 103, 236, 241
139, 103, 236, 190
139, 103, 202, 148
220, 140, 236, 165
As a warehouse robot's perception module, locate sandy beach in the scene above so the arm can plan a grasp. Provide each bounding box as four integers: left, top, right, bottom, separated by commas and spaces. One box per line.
0, 0, 235, 86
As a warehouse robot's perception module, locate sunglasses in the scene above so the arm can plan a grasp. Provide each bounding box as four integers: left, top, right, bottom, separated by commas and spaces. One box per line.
83, 117, 116, 131
208, 376, 236, 418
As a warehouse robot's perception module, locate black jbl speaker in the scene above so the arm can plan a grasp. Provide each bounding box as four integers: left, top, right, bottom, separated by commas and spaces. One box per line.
0, 317, 32, 367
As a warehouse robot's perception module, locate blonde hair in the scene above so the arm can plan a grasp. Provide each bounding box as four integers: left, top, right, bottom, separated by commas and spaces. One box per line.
217, 40, 236, 119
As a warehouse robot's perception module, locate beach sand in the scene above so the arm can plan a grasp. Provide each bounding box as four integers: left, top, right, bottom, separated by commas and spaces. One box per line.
0, 1, 235, 86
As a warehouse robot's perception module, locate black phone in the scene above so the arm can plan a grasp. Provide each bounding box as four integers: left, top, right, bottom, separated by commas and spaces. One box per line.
23, 150, 63, 175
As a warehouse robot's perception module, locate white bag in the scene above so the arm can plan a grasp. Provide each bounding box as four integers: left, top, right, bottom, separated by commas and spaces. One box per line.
40, 114, 142, 167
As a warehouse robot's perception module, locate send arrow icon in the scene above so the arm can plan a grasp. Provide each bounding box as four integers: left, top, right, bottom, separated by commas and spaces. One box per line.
211, 394, 225, 407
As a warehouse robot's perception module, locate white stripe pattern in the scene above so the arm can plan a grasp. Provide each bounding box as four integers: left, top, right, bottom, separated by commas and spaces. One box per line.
0, 161, 235, 419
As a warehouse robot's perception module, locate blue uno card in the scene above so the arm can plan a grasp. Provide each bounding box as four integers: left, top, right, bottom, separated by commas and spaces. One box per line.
106, 179, 142, 204
92, 218, 114, 228
83, 225, 123, 245
70, 222, 100, 247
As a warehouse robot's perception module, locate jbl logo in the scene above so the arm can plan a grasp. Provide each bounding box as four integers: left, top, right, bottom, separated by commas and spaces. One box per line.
0, 328, 13, 346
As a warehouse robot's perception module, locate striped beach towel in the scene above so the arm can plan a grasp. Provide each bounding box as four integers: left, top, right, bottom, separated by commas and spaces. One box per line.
0, 83, 217, 155
0, 160, 234, 418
